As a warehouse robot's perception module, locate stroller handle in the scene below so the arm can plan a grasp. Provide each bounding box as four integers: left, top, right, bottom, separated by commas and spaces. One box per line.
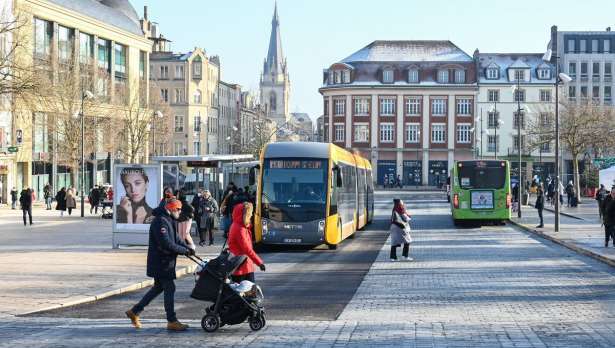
186, 254, 205, 264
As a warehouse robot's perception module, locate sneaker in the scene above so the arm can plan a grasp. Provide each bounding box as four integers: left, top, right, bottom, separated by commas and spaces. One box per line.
167, 321, 189, 331
390, 258, 398, 262
403, 257, 414, 261
125, 309, 141, 329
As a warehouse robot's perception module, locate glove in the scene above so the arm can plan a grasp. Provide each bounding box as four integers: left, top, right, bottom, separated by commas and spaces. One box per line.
185, 248, 196, 256
259, 264, 266, 272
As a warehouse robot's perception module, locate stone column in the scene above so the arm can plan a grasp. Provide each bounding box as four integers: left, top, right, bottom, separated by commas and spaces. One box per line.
396, 94, 404, 176
346, 94, 352, 148
448, 94, 456, 178
422, 96, 430, 185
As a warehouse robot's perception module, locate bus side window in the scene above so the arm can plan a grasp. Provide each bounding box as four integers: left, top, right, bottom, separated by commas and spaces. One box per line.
330, 177, 338, 215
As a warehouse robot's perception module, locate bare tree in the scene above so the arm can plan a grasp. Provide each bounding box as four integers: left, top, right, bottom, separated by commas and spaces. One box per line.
238, 117, 280, 158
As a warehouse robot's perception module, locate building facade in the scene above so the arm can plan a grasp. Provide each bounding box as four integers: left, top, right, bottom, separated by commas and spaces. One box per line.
0, 0, 14, 204
150, 48, 219, 157
217, 81, 241, 155
320, 40, 478, 186
289, 112, 313, 142
11, 0, 152, 199
475, 52, 556, 182
260, 3, 290, 128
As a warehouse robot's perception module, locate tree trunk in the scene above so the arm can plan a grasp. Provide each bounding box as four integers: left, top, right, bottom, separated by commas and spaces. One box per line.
572, 153, 582, 203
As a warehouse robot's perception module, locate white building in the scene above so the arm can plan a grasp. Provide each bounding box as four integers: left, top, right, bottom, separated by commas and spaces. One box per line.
475, 52, 556, 181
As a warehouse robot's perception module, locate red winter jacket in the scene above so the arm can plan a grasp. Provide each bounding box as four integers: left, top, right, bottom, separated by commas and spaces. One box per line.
228, 203, 263, 276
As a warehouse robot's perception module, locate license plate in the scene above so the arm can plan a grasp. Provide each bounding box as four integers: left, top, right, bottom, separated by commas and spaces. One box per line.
284, 238, 302, 243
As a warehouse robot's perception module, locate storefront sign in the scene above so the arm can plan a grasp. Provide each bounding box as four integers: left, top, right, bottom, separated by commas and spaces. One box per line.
7, 146, 18, 153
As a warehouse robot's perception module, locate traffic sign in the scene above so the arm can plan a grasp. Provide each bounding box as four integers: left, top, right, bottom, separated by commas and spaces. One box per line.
7, 146, 18, 153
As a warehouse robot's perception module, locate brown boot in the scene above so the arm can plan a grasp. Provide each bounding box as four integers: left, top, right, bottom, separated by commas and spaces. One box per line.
167, 321, 189, 331
125, 309, 141, 329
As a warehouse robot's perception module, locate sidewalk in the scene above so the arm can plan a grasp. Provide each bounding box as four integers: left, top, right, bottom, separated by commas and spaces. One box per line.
0, 204, 221, 317
511, 201, 615, 267
540, 196, 602, 223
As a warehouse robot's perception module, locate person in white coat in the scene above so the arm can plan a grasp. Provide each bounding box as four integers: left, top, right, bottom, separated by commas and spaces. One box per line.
390, 198, 413, 261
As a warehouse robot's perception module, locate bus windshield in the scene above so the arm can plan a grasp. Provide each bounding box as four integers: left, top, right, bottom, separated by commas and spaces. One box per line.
261, 158, 328, 222
458, 162, 506, 189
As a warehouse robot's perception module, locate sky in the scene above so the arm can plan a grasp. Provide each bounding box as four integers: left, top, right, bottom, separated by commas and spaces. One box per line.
131, 0, 615, 123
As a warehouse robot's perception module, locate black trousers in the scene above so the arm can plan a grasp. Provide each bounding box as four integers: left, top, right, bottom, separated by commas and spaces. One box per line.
22, 208, 32, 225
605, 226, 615, 245
232, 272, 255, 283
132, 277, 177, 322
68, 207, 73, 215
537, 208, 544, 226
390, 243, 409, 259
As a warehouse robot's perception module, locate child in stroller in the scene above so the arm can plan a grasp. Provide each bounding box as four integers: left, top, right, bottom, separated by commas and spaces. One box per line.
189, 250, 265, 332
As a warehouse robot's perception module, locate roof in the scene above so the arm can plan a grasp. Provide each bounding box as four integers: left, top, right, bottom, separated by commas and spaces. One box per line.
263, 3, 285, 76
48, 0, 143, 36
264, 142, 331, 159
477, 53, 556, 84
341, 40, 473, 63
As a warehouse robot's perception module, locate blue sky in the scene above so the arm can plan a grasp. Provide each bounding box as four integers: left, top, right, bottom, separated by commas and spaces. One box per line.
131, 0, 615, 122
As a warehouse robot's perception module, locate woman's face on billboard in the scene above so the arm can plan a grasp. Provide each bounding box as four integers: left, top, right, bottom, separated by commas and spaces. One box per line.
122, 173, 147, 203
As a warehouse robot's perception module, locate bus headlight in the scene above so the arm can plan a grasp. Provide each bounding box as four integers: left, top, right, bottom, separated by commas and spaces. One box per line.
261, 219, 269, 235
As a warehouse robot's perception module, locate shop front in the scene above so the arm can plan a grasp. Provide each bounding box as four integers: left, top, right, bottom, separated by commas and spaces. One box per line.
377, 160, 397, 186
403, 160, 422, 186
428, 160, 448, 188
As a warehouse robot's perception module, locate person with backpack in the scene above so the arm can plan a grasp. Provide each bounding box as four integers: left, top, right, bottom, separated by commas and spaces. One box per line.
19, 188, 33, 226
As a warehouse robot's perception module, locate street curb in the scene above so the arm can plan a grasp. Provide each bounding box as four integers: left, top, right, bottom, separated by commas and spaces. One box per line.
17, 264, 197, 317
542, 207, 585, 221
509, 220, 615, 268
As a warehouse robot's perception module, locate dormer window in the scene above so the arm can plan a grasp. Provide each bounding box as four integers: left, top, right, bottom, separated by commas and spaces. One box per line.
514, 69, 525, 81
437, 69, 449, 83
335, 70, 341, 84
408, 68, 419, 83
486, 67, 499, 79
328, 71, 334, 84
454, 69, 465, 83
383, 69, 394, 83
537, 68, 551, 79
343, 70, 350, 83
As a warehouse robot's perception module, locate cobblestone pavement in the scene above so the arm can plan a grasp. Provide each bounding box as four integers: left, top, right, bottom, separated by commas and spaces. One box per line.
3, 195, 615, 347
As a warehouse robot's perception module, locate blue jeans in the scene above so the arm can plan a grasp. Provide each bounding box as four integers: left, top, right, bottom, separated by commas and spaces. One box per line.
132, 277, 177, 322
46, 197, 52, 210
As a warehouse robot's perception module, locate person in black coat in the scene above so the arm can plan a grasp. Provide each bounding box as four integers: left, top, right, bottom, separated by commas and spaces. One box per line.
535, 187, 545, 228
55, 188, 67, 216
19, 188, 33, 226
10, 187, 18, 209
126, 198, 193, 331
601, 186, 615, 247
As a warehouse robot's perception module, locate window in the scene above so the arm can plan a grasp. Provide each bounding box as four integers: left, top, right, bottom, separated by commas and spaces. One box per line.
581, 86, 588, 98
114, 43, 126, 75
174, 115, 184, 132
486, 68, 499, 79
593, 86, 600, 100
431, 98, 446, 116
454, 69, 465, 83
160, 88, 169, 102
160, 65, 169, 79
270, 92, 277, 112
514, 69, 524, 81
405, 123, 420, 143
405, 97, 421, 115
174, 88, 184, 103
353, 97, 370, 116
328, 71, 334, 84
593, 62, 600, 79
456, 124, 471, 144
580, 39, 587, 52
194, 90, 202, 104
540, 89, 551, 102
437, 69, 449, 83
488, 90, 500, 102
540, 139, 551, 152
139, 51, 146, 80
538, 68, 551, 79
456, 98, 472, 115
193, 141, 201, 156
568, 86, 576, 99
194, 113, 201, 132
174, 142, 184, 156
380, 97, 396, 116
488, 135, 498, 153
33, 112, 48, 153
334, 70, 341, 84
605, 86, 612, 102
513, 112, 525, 129
605, 39, 611, 53
33, 18, 52, 60
567, 39, 575, 52
513, 135, 526, 151
334, 123, 345, 142
57, 26, 74, 64
380, 123, 394, 143
592, 39, 599, 53
408, 69, 419, 83
343, 70, 350, 83
605, 63, 612, 79
488, 112, 500, 128
79, 32, 94, 65
514, 89, 525, 102
334, 99, 345, 116
431, 124, 446, 143
97, 39, 110, 71
568, 62, 576, 78
354, 123, 369, 143
383, 69, 394, 83
540, 112, 551, 127
324, 99, 329, 116
175, 65, 184, 79
581, 62, 588, 79
192, 56, 202, 78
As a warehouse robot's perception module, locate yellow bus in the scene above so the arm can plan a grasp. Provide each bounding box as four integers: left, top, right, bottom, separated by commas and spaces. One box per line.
250, 142, 374, 249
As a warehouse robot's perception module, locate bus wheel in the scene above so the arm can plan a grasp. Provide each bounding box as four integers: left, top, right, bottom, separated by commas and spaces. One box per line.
328, 243, 338, 250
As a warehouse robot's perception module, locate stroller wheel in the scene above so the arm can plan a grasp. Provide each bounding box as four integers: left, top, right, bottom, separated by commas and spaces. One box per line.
249, 315, 265, 331
201, 314, 220, 332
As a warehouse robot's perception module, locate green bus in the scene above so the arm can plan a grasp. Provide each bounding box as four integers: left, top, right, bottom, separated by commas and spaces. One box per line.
450, 160, 511, 225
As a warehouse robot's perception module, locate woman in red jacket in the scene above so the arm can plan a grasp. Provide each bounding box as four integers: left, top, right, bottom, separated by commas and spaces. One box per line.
228, 202, 266, 283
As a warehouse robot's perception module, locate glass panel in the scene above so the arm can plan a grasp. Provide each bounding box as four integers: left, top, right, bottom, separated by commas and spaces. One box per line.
458, 162, 506, 189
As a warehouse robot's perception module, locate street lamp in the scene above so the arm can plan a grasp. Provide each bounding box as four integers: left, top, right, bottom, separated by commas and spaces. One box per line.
543, 46, 572, 232
490, 102, 500, 159
80, 90, 94, 218
151, 110, 163, 157
512, 79, 525, 218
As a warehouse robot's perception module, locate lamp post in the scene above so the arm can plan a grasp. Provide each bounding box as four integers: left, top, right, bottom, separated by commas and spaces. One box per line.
416, 129, 421, 188
514, 77, 524, 218
491, 101, 499, 159
80, 90, 94, 218
151, 110, 163, 157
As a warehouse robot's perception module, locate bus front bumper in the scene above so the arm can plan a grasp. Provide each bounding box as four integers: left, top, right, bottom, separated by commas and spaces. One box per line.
260, 219, 326, 245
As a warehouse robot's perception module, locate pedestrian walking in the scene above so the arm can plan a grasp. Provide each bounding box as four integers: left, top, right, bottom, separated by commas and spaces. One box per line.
565, 181, 574, 207
10, 187, 17, 209
601, 186, 615, 247
191, 188, 204, 235
596, 184, 608, 219
19, 188, 33, 226
389, 198, 413, 261
125, 197, 194, 331
55, 188, 67, 216
66, 187, 76, 215
558, 181, 565, 206
396, 174, 403, 189
43, 183, 53, 210
227, 202, 266, 283
547, 180, 555, 205
219, 183, 239, 239
175, 189, 196, 250
383, 176, 389, 189
535, 187, 545, 228
197, 189, 218, 246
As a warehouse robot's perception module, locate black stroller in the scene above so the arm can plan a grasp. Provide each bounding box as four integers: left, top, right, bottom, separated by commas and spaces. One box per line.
189, 250, 266, 332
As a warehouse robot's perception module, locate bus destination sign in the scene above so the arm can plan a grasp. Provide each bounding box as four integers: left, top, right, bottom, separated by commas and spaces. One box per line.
269, 160, 322, 169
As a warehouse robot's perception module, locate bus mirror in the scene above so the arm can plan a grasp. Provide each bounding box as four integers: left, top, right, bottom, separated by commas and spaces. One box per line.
336, 169, 343, 187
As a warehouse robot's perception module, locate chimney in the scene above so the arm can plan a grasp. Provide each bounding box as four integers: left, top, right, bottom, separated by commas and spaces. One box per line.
607, 27, 612, 32
144, 6, 148, 20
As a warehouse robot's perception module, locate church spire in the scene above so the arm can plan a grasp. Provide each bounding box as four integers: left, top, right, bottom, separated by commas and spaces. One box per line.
265, 1, 284, 77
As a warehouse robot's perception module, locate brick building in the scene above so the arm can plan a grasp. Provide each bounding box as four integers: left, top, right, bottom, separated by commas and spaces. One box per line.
319, 40, 478, 186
